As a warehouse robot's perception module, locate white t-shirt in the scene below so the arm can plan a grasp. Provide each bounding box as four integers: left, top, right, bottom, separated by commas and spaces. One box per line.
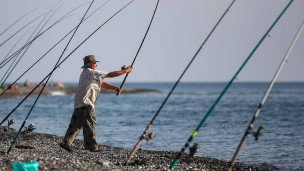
74, 68, 108, 109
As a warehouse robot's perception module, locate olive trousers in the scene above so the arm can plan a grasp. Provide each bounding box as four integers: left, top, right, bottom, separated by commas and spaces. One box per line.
63, 105, 97, 150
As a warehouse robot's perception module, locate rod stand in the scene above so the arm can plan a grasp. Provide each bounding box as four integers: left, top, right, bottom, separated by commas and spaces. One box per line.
144, 132, 155, 141
4, 119, 15, 132
189, 143, 199, 157
248, 126, 263, 141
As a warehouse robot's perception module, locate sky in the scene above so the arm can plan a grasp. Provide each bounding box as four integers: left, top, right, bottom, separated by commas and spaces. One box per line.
0, 0, 303, 83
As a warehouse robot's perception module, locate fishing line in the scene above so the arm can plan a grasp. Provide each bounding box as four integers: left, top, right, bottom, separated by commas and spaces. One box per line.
126, 0, 236, 164
117, 0, 159, 95
6, 0, 96, 154
0, 21, 47, 85
0, 2, 90, 69
0, 28, 32, 86
0, 0, 134, 131
0, 10, 48, 48
169, 1, 294, 170
0, 27, 33, 73
0, 4, 59, 87
1, 7, 58, 87
0, 8, 38, 65
0, 8, 38, 37
0, 0, 112, 97
228, 17, 304, 171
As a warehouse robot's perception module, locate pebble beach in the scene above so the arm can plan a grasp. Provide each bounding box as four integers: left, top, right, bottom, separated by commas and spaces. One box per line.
0, 126, 276, 171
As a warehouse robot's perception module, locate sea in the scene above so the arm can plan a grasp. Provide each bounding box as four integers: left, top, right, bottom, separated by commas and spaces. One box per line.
1, 82, 303, 170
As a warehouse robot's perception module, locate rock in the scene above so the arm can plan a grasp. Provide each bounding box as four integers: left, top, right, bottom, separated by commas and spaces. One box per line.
97, 159, 111, 168
41, 166, 49, 170
16, 156, 24, 161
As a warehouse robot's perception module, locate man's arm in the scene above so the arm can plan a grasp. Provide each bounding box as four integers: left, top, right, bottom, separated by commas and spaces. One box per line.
100, 82, 121, 94
105, 66, 133, 78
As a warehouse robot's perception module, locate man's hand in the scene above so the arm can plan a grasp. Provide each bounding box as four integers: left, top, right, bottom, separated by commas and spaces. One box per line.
106, 66, 133, 78
125, 66, 133, 73
101, 82, 122, 95
116, 87, 122, 95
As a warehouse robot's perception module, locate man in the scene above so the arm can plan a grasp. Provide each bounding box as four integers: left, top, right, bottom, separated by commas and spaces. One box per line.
60, 55, 133, 152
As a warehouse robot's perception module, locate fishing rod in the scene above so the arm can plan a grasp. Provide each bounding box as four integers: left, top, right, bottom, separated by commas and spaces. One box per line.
0, 23, 47, 84
126, 0, 236, 164
6, 0, 96, 154
0, 2, 63, 87
0, 8, 38, 65
0, 2, 64, 124
0, 0, 134, 127
0, 0, 112, 97
117, 0, 159, 96
0, 28, 32, 86
0, 4, 81, 69
0, 10, 48, 48
1, 8, 54, 85
0, 8, 38, 37
169, 1, 294, 170
228, 18, 304, 171
0, 2, 89, 69
0, 26, 33, 73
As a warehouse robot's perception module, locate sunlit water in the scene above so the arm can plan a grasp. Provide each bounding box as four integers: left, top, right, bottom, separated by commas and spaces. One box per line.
1, 82, 303, 170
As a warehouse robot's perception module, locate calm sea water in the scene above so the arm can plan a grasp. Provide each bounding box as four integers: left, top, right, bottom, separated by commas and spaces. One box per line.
1, 82, 303, 170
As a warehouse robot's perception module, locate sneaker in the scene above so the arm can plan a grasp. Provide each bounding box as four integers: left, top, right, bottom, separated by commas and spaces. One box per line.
59, 142, 73, 152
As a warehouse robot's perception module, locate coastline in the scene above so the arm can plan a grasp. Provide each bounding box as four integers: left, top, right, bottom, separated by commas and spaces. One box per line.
0, 126, 275, 171
0, 86, 161, 99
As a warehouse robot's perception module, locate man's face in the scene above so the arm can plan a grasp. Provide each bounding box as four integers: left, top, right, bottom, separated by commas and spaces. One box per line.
91, 63, 97, 70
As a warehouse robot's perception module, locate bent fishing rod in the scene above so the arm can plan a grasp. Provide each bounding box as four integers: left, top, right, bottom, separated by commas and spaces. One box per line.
0, 8, 38, 37
0, 2, 82, 68
228, 17, 304, 171
0, 28, 32, 86
117, 0, 159, 96
0, 8, 54, 71
0, 0, 134, 127
0, 10, 48, 48
169, 1, 294, 170
0, 0, 112, 97
6, 0, 96, 154
0, 2, 89, 69
0, 3, 63, 86
126, 0, 236, 164
2, 0, 107, 80
1, 6, 56, 85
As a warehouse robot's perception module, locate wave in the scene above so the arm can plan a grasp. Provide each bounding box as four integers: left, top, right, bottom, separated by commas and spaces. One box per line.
50, 91, 66, 96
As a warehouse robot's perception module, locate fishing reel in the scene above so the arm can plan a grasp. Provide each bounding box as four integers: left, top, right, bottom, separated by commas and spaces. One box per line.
143, 132, 155, 142
121, 65, 127, 70
189, 143, 199, 157
11, 123, 36, 150
23, 123, 36, 134
8, 119, 15, 127
4, 119, 15, 132
248, 125, 263, 141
